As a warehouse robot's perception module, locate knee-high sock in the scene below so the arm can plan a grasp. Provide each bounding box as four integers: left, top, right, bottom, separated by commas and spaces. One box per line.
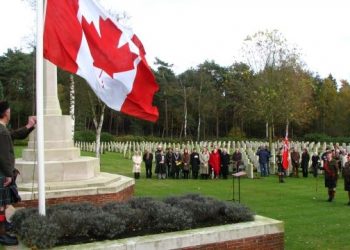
0, 210, 6, 235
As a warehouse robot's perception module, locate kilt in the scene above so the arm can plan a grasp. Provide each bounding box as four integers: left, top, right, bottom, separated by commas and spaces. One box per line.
277, 164, 285, 173
344, 177, 350, 191
0, 176, 21, 206
325, 176, 337, 189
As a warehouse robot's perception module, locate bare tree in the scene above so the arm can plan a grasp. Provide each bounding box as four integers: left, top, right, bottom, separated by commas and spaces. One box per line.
88, 92, 106, 158
69, 74, 75, 139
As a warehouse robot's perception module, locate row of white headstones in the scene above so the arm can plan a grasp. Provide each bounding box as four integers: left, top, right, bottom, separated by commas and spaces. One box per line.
75, 140, 350, 178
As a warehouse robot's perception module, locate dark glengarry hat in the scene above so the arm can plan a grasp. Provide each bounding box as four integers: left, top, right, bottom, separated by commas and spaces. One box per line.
0, 101, 10, 116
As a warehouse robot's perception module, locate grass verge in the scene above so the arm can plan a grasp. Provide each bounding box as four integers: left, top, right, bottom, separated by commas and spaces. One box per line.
14, 148, 350, 250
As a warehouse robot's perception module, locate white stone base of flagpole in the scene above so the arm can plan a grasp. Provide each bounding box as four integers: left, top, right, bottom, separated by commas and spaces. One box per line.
15, 113, 135, 206
17, 172, 134, 201
15, 115, 104, 183
15, 157, 100, 182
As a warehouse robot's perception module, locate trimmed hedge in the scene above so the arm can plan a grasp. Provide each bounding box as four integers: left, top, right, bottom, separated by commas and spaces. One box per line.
73, 132, 192, 144
74, 130, 96, 142
74, 131, 116, 143
114, 135, 188, 143
304, 133, 350, 144
11, 194, 254, 249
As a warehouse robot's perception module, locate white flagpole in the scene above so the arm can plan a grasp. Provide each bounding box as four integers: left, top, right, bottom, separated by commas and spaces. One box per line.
36, 0, 46, 215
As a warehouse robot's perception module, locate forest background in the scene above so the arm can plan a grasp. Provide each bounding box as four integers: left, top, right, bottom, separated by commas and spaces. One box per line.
1, 30, 350, 143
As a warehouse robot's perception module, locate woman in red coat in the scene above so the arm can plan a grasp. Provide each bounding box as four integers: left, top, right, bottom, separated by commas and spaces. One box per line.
209, 148, 221, 179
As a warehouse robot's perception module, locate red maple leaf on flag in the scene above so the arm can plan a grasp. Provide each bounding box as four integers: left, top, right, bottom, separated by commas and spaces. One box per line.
81, 17, 138, 78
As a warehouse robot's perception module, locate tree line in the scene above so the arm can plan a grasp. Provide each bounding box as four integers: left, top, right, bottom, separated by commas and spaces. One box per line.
0, 30, 349, 141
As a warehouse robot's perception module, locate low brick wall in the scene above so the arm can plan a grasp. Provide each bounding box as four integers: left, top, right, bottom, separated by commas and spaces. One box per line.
180, 232, 284, 250
14, 185, 134, 208
52, 215, 284, 250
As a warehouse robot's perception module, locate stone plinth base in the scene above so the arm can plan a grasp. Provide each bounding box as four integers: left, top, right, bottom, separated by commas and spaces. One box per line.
16, 173, 135, 207
15, 157, 100, 182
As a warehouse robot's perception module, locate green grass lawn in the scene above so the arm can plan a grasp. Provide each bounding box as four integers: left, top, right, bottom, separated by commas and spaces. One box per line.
15, 148, 350, 250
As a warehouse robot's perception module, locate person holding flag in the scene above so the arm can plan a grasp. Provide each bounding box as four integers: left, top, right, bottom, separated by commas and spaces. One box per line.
276, 135, 289, 183
276, 147, 285, 183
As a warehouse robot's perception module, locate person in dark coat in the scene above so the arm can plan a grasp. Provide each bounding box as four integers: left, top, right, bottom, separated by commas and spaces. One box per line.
320, 151, 339, 202
173, 148, 182, 179
182, 148, 190, 179
155, 146, 166, 179
232, 148, 242, 173
301, 148, 310, 177
290, 148, 300, 177
276, 148, 285, 183
343, 154, 350, 205
265, 146, 271, 176
311, 152, 320, 177
190, 148, 200, 179
0, 101, 36, 245
142, 149, 153, 178
256, 146, 270, 177
165, 148, 174, 178
220, 148, 230, 179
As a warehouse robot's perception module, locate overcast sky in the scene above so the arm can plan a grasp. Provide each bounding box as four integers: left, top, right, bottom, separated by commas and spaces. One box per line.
1, 0, 349, 83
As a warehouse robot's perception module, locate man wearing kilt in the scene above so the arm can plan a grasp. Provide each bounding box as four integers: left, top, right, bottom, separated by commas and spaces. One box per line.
0, 101, 36, 245
321, 150, 339, 202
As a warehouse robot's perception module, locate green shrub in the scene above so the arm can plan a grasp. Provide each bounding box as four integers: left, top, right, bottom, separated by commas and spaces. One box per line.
102, 202, 144, 234
221, 202, 255, 223
127, 197, 193, 233
227, 126, 246, 140
13, 195, 254, 249
164, 194, 254, 226
303, 133, 350, 144
153, 204, 193, 232
114, 135, 186, 144
17, 214, 61, 249
74, 131, 116, 143
11, 207, 37, 234
74, 130, 95, 142
49, 209, 90, 239
100, 132, 116, 142
86, 212, 126, 239
304, 133, 331, 142
47, 202, 100, 213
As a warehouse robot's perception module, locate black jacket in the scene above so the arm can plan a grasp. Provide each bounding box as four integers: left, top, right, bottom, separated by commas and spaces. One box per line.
0, 124, 34, 177
190, 152, 200, 171
143, 152, 153, 166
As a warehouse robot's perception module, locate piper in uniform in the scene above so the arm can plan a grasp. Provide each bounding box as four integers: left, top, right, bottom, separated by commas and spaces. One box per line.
0, 101, 36, 245
321, 150, 339, 202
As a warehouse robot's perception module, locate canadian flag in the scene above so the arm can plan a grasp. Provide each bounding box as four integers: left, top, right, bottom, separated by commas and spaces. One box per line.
44, 0, 159, 122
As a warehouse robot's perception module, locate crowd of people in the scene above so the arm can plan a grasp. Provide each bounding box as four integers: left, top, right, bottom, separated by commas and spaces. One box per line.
133, 144, 350, 205
318, 148, 350, 204
132, 145, 244, 181
275, 145, 350, 205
